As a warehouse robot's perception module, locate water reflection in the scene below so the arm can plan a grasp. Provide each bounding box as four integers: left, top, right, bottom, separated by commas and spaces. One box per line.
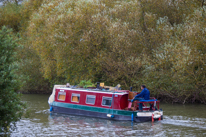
48, 113, 163, 136
9, 94, 206, 136
12, 111, 164, 136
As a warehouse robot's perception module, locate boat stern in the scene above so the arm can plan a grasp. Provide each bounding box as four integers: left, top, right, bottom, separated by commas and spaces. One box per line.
134, 110, 163, 122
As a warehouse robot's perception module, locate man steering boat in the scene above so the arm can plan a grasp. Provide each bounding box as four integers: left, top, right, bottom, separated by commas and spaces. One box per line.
131, 85, 150, 111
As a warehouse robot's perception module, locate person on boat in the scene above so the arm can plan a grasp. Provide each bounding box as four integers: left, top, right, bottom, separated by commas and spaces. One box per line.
131, 85, 150, 111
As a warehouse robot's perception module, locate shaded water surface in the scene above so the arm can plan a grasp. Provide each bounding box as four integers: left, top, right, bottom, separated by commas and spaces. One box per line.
10, 94, 206, 136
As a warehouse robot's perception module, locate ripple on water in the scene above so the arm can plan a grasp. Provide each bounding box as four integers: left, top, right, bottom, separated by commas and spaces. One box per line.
11, 112, 165, 137
10, 111, 206, 137
162, 115, 206, 129
10, 95, 206, 136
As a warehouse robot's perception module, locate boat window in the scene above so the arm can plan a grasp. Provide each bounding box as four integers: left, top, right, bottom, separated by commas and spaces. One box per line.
86, 95, 96, 105
102, 97, 112, 107
58, 92, 66, 101
71, 93, 80, 103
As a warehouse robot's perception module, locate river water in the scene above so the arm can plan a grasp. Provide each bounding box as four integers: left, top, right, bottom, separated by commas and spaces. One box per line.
9, 94, 206, 136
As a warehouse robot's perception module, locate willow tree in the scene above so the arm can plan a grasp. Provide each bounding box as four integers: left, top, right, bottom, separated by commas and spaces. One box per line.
140, 6, 206, 103
26, 0, 114, 85
23, 0, 206, 103
0, 2, 22, 32
25, 0, 155, 88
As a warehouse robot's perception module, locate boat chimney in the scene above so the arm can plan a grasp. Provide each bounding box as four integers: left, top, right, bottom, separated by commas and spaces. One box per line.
97, 82, 100, 89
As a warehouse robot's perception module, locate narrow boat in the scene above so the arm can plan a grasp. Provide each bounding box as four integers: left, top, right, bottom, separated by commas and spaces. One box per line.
48, 84, 163, 122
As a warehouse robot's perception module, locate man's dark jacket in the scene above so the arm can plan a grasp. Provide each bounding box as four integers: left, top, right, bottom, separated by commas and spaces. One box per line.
134, 88, 150, 100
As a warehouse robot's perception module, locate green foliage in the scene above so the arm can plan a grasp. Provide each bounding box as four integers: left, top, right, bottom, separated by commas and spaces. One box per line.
20, 0, 44, 31
0, 0, 50, 92
0, 0, 43, 32
16, 33, 52, 93
22, 0, 206, 103
0, 26, 25, 132
0, 3, 22, 32
1, 0, 206, 103
78, 80, 95, 88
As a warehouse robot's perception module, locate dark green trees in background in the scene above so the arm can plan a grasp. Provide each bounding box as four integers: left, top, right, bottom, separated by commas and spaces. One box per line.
0, 26, 25, 132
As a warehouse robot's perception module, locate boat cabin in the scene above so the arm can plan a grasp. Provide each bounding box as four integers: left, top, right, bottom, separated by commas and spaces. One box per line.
54, 88, 130, 110
54, 87, 160, 111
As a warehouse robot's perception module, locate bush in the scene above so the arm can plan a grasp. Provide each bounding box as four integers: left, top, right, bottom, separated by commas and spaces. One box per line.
0, 26, 25, 132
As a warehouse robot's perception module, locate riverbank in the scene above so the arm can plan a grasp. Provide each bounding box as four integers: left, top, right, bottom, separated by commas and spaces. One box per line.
19, 90, 206, 105
20, 90, 52, 94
